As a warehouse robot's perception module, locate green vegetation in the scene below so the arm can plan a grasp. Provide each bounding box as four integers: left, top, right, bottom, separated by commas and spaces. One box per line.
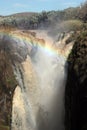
0, 1, 87, 30
56, 20, 83, 32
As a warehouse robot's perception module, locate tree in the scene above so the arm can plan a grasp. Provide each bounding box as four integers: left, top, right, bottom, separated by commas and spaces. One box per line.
79, 1, 87, 22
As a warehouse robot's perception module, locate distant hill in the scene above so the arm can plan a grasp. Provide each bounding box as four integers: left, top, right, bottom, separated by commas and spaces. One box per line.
5, 12, 38, 19
0, 1, 87, 32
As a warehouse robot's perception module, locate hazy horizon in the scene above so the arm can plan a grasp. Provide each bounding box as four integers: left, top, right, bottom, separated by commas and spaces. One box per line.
0, 0, 85, 16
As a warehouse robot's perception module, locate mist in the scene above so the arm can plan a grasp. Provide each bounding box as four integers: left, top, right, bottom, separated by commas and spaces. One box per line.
11, 30, 70, 130
31, 35, 67, 130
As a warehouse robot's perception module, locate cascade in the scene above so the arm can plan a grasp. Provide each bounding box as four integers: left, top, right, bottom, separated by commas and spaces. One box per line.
12, 35, 67, 130
0, 30, 73, 130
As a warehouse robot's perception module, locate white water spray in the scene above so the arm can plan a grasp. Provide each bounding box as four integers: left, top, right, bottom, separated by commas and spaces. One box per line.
12, 32, 68, 130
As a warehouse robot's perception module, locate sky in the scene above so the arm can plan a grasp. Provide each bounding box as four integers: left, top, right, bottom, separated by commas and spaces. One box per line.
0, 0, 85, 16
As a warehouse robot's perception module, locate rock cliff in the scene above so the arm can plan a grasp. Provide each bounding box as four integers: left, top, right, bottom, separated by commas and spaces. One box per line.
65, 31, 87, 130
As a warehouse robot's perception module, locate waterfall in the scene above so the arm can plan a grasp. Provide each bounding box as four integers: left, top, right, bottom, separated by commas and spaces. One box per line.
11, 32, 70, 130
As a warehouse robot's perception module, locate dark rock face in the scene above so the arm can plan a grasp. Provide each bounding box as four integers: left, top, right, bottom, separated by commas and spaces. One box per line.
65, 32, 87, 130
0, 50, 17, 128
0, 34, 29, 63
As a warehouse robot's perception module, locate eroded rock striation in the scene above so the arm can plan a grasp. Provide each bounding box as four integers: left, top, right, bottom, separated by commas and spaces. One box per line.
0, 29, 40, 129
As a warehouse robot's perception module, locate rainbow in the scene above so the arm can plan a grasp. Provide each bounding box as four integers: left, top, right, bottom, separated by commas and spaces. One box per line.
0, 30, 70, 58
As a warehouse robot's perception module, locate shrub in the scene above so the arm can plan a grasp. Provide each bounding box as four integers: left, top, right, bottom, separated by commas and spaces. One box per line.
57, 20, 83, 32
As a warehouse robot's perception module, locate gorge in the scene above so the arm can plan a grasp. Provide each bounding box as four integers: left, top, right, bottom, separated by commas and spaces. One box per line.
0, 29, 73, 130
0, 1, 87, 129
